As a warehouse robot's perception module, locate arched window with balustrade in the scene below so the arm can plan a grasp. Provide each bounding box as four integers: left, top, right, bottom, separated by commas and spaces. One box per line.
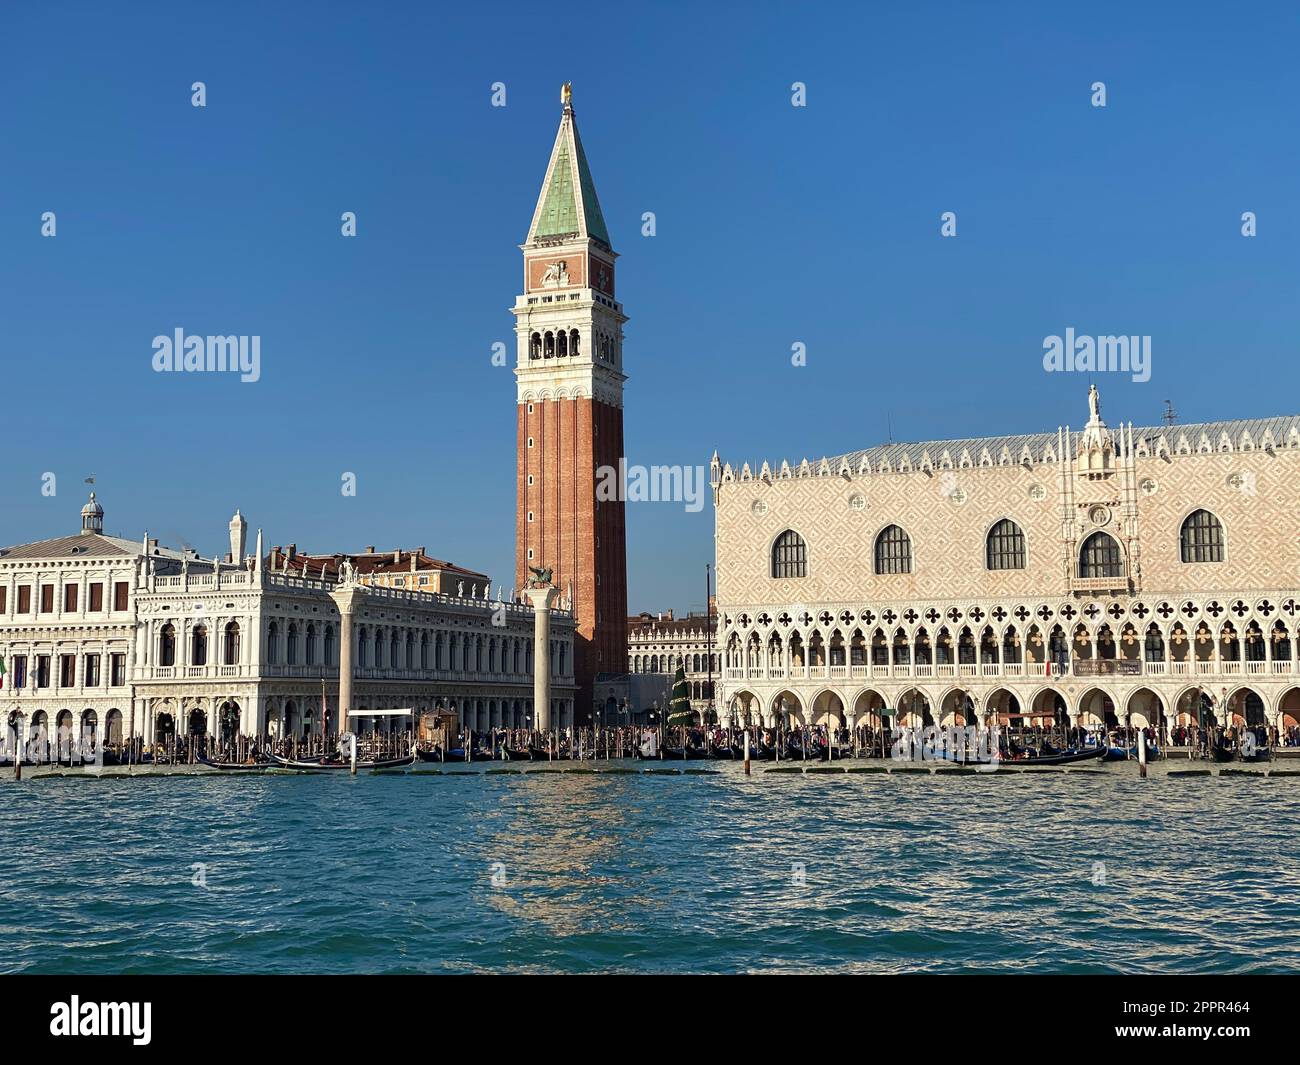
1079, 532, 1124, 578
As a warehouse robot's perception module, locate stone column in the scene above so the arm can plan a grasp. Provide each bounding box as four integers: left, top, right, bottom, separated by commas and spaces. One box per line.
329, 585, 363, 737
526, 585, 558, 733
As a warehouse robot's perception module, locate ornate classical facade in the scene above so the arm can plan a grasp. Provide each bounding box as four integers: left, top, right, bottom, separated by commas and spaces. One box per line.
2, 496, 577, 749
713, 388, 1300, 737
626, 610, 719, 719
514, 85, 629, 723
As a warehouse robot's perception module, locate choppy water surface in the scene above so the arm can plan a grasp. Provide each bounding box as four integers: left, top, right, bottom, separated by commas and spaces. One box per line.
2, 767, 1298, 973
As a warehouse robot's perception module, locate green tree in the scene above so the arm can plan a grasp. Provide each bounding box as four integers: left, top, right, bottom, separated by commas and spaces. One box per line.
666, 666, 694, 727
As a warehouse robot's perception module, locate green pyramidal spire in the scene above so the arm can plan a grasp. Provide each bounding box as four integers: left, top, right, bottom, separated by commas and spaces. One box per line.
526, 85, 612, 249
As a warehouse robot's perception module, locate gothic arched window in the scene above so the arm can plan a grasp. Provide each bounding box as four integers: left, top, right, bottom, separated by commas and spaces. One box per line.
771, 530, 807, 578
569, 329, 580, 356
1079, 531, 1124, 578
874, 525, 913, 575
1180, 509, 1224, 563
986, 519, 1026, 570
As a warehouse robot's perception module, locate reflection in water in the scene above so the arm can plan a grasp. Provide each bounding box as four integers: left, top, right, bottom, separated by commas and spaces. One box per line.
2, 768, 1299, 973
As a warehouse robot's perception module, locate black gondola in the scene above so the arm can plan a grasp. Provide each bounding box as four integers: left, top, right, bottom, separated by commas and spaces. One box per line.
197, 754, 271, 770
270, 753, 415, 770
660, 744, 710, 760
987, 745, 1107, 767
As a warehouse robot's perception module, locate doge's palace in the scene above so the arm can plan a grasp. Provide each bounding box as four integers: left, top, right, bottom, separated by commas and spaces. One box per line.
713, 388, 1300, 737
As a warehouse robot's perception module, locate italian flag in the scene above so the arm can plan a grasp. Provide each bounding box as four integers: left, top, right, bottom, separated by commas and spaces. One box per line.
0, 655, 6, 689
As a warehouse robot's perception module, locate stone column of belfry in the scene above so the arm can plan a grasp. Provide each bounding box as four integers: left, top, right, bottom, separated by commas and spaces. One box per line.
329, 584, 361, 737
526, 585, 559, 732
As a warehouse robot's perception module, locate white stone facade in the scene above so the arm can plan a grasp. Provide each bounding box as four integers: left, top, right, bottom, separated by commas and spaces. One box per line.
626, 614, 719, 719
2, 498, 577, 749
712, 390, 1300, 737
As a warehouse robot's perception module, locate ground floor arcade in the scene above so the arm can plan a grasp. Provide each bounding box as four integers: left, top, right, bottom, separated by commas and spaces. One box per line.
723, 680, 1300, 736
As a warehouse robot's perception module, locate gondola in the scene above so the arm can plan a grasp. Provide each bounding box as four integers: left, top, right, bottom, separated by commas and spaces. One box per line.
818, 744, 854, 761
1103, 744, 1160, 762
1241, 745, 1271, 763
529, 744, 567, 760
1211, 742, 1236, 763
197, 754, 271, 770
785, 738, 825, 760
992, 745, 1107, 766
731, 741, 777, 761
501, 746, 534, 761
269, 752, 416, 770
660, 744, 710, 760
945, 744, 1105, 767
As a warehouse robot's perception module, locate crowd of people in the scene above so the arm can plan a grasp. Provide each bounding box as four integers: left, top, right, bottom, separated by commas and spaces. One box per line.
9, 715, 1298, 768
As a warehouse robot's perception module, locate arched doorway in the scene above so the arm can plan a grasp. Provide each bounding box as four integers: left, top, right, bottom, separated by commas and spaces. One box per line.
218, 701, 241, 743
1225, 687, 1266, 729
1125, 687, 1165, 731
1174, 688, 1216, 728
986, 687, 1023, 726
155, 712, 176, 742
105, 709, 124, 745
769, 689, 804, 728
851, 689, 886, 730
1076, 687, 1116, 728
187, 707, 207, 736
895, 687, 932, 728
939, 688, 976, 726
810, 689, 844, 728
1278, 687, 1300, 731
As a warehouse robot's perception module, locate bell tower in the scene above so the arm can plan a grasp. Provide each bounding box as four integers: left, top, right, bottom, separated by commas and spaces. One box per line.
513, 84, 628, 725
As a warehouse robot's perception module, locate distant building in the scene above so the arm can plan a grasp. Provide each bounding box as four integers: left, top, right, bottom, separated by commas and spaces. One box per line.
1, 495, 576, 751
282, 545, 491, 599
626, 607, 719, 723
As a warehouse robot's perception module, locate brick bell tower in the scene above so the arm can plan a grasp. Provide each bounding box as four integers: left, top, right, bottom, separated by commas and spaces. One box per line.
514, 84, 628, 726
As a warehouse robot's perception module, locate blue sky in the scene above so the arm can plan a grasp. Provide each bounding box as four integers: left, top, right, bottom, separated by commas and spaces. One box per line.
2, 1, 1297, 613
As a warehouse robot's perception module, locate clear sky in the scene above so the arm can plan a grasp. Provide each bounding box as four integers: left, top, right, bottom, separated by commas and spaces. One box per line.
2, 1, 1297, 613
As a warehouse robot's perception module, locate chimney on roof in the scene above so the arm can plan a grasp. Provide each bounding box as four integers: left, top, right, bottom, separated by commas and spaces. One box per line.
365, 545, 375, 554
416, 546, 425, 557
410, 554, 417, 573
287, 543, 297, 561
394, 549, 401, 564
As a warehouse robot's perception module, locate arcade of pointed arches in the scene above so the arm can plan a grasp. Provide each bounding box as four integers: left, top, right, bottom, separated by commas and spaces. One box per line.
722, 682, 1298, 732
